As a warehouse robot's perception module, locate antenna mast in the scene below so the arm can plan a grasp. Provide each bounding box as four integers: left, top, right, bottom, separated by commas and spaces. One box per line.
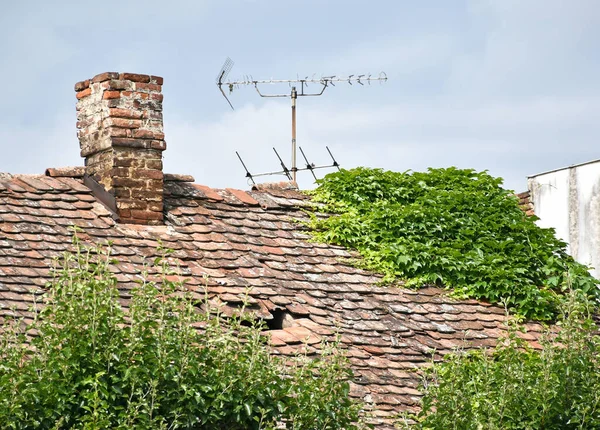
216, 58, 387, 182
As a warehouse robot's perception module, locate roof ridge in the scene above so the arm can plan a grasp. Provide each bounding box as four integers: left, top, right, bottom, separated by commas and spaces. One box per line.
10, 173, 49, 178
252, 181, 299, 192
164, 173, 195, 182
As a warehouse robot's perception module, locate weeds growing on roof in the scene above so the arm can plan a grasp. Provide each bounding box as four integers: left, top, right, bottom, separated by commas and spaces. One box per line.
0, 235, 367, 429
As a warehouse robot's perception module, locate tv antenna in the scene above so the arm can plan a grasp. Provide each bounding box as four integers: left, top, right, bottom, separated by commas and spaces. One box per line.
216, 58, 387, 182
235, 146, 340, 186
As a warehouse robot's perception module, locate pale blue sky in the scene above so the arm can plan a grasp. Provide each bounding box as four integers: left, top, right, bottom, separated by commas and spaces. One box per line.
1, 0, 598, 191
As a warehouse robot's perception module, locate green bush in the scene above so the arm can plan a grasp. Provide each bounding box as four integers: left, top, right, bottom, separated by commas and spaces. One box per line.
308, 167, 599, 320
401, 290, 600, 429
0, 238, 366, 429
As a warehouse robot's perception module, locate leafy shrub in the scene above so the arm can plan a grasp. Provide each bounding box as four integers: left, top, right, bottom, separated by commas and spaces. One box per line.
0, 238, 366, 429
308, 167, 599, 320
400, 290, 600, 429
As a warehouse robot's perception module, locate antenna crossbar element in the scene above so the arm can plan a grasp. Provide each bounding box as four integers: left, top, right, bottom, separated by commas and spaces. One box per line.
299, 146, 317, 181
272, 148, 293, 181
236, 151, 256, 186
326, 146, 340, 171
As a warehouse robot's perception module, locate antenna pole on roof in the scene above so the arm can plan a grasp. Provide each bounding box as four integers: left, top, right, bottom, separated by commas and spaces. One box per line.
216, 58, 387, 183
291, 87, 297, 181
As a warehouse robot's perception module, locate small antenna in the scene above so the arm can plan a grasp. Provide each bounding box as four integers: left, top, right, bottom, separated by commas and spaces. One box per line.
216, 58, 387, 182
236, 146, 341, 186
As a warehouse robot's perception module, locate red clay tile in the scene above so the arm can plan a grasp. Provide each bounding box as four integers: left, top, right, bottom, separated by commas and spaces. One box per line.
225, 188, 260, 206
192, 184, 224, 201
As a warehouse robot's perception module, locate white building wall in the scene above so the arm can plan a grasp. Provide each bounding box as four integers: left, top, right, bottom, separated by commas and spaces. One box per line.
528, 161, 600, 278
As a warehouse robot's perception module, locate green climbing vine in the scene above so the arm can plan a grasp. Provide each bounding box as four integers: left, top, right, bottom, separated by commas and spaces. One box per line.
307, 167, 599, 320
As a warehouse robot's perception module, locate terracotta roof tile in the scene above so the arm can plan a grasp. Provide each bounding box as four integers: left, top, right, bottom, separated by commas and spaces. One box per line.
0, 172, 546, 428
224, 188, 260, 206
191, 184, 224, 201
45, 166, 85, 178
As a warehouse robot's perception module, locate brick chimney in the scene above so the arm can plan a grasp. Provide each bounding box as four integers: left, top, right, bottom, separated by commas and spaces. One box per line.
74, 72, 166, 225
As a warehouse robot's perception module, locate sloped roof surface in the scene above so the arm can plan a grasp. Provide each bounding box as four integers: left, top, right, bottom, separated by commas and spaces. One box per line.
0, 171, 544, 428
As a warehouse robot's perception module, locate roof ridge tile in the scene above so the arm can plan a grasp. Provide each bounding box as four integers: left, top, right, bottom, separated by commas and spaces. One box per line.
45, 167, 85, 178
164, 173, 195, 182
252, 181, 299, 191
225, 188, 260, 206
192, 184, 225, 202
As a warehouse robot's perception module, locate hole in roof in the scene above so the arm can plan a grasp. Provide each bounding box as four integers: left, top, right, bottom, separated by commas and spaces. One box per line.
265, 308, 295, 330
257, 257, 268, 264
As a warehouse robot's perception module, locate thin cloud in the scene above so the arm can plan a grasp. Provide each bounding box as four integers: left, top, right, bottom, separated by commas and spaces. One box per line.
0, 0, 598, 197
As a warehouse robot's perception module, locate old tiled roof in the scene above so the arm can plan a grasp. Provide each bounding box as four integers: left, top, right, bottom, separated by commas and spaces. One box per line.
0, 171, 544, 429
517, 190, 534, 216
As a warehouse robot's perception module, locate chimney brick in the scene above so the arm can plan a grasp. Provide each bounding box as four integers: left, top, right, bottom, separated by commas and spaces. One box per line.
75, 72, 166, 225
